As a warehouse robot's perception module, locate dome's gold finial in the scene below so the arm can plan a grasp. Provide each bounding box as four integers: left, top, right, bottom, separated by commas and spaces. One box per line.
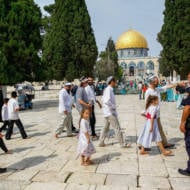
115, 29, 148, 50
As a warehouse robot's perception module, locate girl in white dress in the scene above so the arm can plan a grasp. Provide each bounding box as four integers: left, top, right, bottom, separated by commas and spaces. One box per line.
137, 95, 172, 156
77, 108, 96, 165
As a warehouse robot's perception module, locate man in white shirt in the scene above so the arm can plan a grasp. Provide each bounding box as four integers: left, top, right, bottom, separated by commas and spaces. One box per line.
145, 76, 178, 148
85, 77, 102, 139
5, 91, 27, 140
99, 76, 130, 148
55, 82, 73, 138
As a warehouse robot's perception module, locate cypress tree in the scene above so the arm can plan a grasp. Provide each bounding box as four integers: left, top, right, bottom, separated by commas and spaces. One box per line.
96, 37, 122, 80
158, 0, 190, 79
0, 0, 42, 83
42, 0, 98, 81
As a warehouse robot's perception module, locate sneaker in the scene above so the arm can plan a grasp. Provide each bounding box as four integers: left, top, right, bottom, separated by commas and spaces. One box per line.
178, 168, 190, 176
0, 168, 7, 173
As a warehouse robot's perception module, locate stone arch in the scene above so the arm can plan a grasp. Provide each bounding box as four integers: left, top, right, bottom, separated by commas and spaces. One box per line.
128, 62, 136, 76
146, 60, 154, 70
137, 61, 145, 69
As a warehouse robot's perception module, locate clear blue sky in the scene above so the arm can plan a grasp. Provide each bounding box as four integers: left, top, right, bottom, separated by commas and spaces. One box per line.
34, 0, 165, 56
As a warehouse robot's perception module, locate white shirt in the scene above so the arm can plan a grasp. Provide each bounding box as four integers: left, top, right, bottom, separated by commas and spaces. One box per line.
8, 98, 19, 120
145, 86, 167, 118
85, 85, 96, 104
58, 88, 72, 113
102, 85, 117, 117
2, 104, 8, 121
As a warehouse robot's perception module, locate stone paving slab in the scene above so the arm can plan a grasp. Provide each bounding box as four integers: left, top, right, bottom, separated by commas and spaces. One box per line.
67, 172, 106, 185
105, 174, 137, 187
139, 176, 171, 189
169, 177, 190, 190
96, 160, 138, 175
24, 181, 67, 190
32, 170, 71, 183
0, 94, 189, 190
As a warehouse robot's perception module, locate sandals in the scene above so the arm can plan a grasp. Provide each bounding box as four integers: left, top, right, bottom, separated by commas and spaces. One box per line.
162, 150, 172, 156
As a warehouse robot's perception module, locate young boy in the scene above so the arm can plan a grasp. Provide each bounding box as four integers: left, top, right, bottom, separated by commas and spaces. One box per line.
5, 91, 28, 140
0, 98, 9, 132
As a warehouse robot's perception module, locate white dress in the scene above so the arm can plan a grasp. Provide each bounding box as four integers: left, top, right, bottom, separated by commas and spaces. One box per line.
77, 118, 96, 157
137, 105, 161, 148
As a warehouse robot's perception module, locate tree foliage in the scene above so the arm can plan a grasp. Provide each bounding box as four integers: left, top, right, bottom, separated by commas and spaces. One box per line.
95, 37, 122, 80
42, 0, 98, 81
158, 0, 190, 79
0, 0, 42, 84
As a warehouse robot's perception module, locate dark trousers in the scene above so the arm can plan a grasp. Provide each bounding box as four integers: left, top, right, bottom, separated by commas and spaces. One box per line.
185, 129, 190, 171
0, 121, 9, 132
5, 119, 27, 140
0, 138, 8, 152
90, 105, 96, 136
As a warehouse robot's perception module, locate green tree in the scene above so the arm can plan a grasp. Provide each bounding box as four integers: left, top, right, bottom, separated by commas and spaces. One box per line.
0, 0, 42, 83
96, 37, 121, 80
42, 0, 98, 81
158, 0, 190, 79
0, 51, 8, 84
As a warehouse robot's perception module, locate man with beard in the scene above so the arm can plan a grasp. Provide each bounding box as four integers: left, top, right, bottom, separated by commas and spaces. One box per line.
85, 77, 102, 140
55, 82, 73, 138
76, 77, 92, 114
145, 76, 178, 148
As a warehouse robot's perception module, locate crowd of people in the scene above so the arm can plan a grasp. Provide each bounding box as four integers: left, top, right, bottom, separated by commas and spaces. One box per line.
1, 73, 190, 177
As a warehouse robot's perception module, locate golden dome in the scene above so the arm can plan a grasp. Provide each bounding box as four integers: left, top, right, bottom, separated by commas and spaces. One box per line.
116, 29, 148, 50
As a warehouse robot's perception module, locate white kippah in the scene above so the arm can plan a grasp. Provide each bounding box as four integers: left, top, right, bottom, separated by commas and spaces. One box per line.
106, 76, 114, 84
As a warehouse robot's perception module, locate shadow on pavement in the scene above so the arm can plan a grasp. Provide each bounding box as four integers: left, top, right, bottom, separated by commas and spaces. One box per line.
13, 146, 35, 153
8, 154, 57, 170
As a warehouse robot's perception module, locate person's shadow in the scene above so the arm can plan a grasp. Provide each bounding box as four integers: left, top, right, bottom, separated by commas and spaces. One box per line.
92, 152, 121, 164
8, 154, 57, 170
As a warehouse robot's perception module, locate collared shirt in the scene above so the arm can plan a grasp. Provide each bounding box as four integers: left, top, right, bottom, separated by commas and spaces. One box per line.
8, 98, 19, 120
2, 104, 8, 121
85, 85, 96, 105
76, 87, 89, 113
58, 88, 72, 113
102, 85, 117, 117
145, 86, 167, 118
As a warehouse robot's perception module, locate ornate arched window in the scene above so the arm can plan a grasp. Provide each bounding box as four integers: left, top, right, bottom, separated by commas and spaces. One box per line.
146, 60, 154, 70
128, 62, 136, 76
137, 61, 145, 69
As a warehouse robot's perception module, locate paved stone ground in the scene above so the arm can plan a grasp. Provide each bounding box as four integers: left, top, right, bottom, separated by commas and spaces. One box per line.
0, 92, 189, 190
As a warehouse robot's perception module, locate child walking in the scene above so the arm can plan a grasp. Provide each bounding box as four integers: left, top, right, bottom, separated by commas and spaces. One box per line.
0, 98, 9, 132
0, 133, 12, 154
137, 95, 172, 156
77, 108, 96, 166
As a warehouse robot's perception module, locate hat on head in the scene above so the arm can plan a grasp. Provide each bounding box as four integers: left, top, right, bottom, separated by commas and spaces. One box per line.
106, 76, 114, 84
147, 75, 158, 84
80, 76, 88, 83
64, 82, 72, 86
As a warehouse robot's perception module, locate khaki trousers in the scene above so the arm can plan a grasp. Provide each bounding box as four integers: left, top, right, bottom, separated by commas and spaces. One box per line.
56, 112, 72, 136
99, 115, 124, 145
157, 117, 168, 146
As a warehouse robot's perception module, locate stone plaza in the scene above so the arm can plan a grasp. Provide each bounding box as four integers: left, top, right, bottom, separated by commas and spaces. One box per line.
0, 89, 189, 190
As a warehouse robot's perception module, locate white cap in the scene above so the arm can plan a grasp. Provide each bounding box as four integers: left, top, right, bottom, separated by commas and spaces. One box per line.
64, 82, 72, 86
106, 76, 114, 84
